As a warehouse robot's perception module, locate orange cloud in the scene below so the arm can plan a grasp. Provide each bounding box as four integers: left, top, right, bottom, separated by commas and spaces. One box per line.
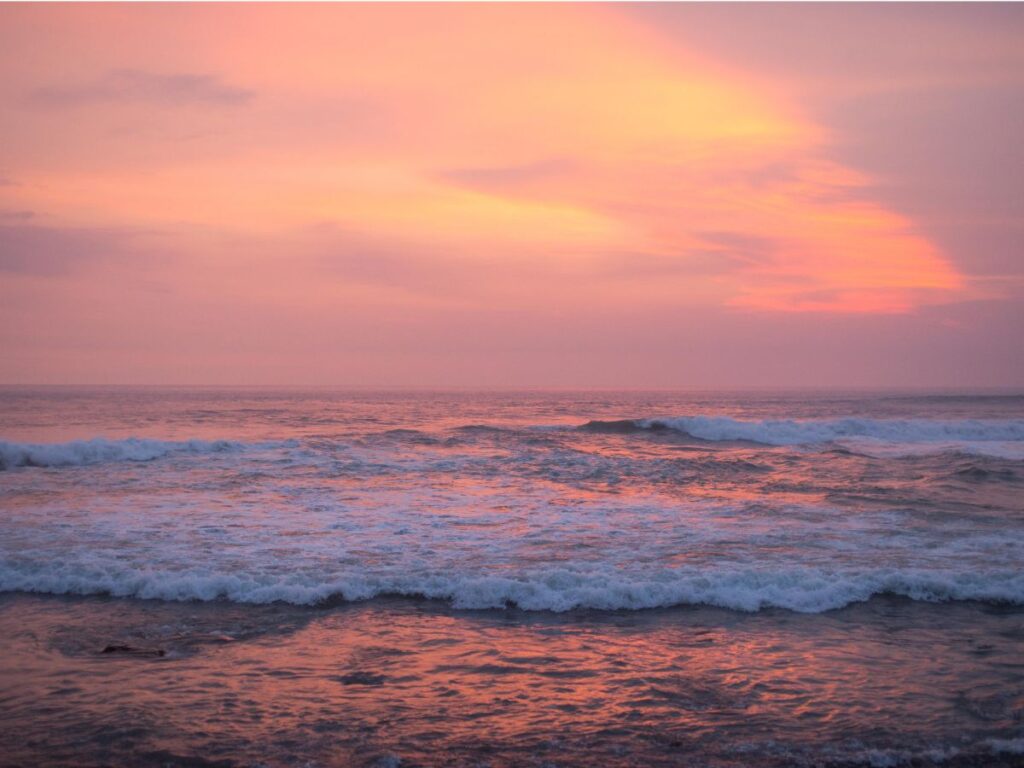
0, 3, 965, 315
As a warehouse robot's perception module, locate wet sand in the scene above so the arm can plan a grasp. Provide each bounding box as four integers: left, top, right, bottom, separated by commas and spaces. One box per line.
1, 593, 1022, 767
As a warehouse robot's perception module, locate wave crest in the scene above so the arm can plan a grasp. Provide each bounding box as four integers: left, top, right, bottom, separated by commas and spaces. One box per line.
2, 563, 1022, 614
0, 437, 245, 470
582, 416, 1024, 456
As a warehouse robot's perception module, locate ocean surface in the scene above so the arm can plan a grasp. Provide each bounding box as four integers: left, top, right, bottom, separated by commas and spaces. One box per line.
1, 387, 1023, 766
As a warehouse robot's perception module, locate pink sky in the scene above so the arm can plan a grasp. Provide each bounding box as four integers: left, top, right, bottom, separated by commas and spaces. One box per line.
1, 3, 1021, 387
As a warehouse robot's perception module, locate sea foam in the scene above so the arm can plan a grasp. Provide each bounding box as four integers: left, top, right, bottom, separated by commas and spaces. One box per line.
1, 562, 1022, 613
580, 416, 1024, 456
0, 437, 247, 469
4, 396, 1023, 617
642, 416, 1024, 444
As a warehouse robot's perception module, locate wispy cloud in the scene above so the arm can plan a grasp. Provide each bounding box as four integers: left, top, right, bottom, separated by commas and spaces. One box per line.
26, 69, 254, 109
0, 224, 131, 276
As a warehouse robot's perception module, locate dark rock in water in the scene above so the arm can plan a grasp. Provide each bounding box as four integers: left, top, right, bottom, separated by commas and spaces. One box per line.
101, 644, 165, 657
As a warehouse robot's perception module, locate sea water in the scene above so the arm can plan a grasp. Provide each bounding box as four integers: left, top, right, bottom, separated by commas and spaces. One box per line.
0, 388, 1022, 766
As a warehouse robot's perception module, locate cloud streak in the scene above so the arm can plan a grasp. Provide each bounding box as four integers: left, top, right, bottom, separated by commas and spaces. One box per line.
0, 224, 137, 276
26, 69, 253, 108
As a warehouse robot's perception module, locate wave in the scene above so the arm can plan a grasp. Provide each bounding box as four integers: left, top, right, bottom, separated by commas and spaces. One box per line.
579, 419, 672, 435
2, 563, 1022, 614
0, 437, 250, 470
582, 416, 1024, 450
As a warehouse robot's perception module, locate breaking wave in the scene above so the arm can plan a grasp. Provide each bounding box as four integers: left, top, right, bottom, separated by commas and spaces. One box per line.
582, 416, 1024, 455
2, 562, 1022, 614
0, 437, 251, 470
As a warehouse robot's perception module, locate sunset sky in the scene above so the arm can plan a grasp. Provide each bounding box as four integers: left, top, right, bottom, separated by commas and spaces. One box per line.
1, 3, 1021, 387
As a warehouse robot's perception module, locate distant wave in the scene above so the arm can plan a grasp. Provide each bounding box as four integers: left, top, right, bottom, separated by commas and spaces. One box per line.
880, 393, 1024, 403
2, 563, 1022, 613
0, 437, 253, 470
581, 416, 1024, 450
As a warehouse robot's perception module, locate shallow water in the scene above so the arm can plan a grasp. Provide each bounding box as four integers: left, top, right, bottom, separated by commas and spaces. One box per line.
0, 388, 1022, 765
1, 594, 1022, 767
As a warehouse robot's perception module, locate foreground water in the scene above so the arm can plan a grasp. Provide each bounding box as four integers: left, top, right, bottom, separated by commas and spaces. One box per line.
0, 593, 1022, 768
0, 388, 1022, 765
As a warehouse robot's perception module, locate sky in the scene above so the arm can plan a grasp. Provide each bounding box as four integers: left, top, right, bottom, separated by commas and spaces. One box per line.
0, 3, 1021, 388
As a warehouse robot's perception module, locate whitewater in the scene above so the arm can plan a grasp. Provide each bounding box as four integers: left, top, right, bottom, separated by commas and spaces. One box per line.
1, 388, 1022, 614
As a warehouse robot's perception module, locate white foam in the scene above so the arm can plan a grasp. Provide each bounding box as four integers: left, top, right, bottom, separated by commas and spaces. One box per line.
2, 412, 1021, 616
985, 737, 1024, 755
861, 746, 961, 767
1, 561, 1021, 613
0, 437, 272, 469
641, 416, 1024, 456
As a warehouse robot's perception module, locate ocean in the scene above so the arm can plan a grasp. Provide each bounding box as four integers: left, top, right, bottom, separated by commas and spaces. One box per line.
1, 388, 1022, 767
